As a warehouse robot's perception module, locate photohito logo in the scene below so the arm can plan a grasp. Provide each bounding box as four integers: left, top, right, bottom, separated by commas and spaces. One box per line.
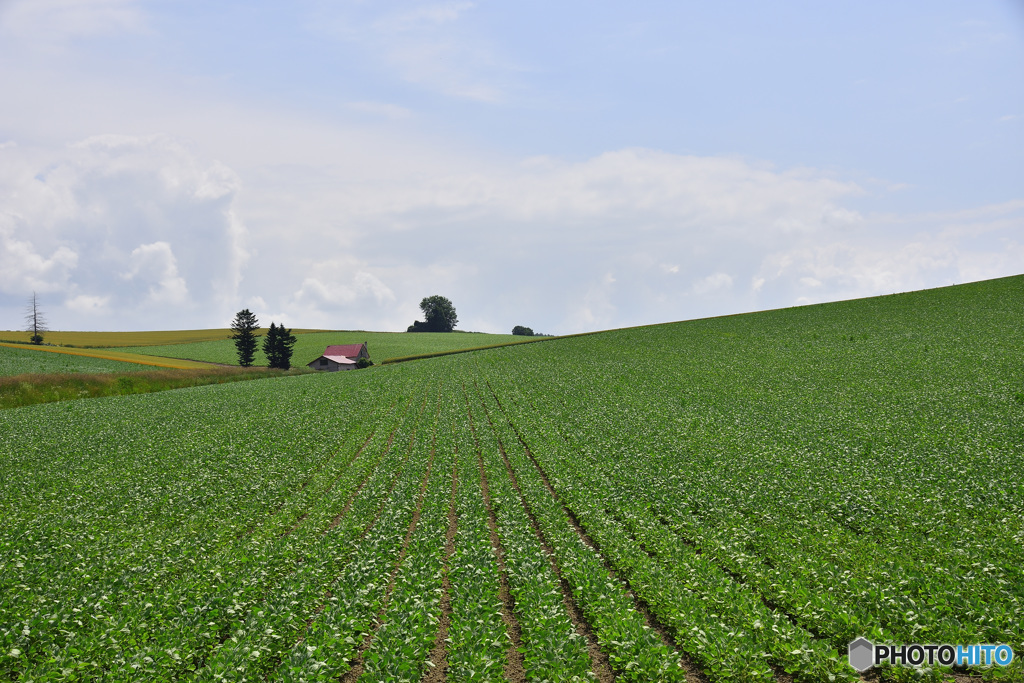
848, 637, 1015, 672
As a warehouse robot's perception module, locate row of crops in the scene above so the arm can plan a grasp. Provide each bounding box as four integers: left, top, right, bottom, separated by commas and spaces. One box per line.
2, 276, 1023, 681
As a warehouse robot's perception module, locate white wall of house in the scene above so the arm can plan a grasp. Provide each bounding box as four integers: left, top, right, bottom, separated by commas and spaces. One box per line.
307, 357, 355, 372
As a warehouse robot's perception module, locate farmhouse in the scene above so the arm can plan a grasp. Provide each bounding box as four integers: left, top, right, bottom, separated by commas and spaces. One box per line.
307, 343, 369, 372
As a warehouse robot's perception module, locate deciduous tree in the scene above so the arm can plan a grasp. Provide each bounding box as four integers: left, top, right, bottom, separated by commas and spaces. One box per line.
25, 292, 48, 344
408, 295, 458, 332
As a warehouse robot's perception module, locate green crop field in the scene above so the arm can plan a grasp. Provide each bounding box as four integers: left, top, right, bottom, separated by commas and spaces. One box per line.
107, 330, 545, 366
0, 345, 153, 377
0, 329, 330, 348
1, 275, 1022, 682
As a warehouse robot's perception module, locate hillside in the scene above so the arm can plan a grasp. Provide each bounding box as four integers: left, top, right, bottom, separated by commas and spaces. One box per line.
1, 275, 1021, 682
0, 344, 154, 377
105, 329, 545, 366
0, 329, 329, 348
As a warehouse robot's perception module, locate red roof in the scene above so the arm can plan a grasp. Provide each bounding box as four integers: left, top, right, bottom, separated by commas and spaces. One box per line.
324, 344, 366, 359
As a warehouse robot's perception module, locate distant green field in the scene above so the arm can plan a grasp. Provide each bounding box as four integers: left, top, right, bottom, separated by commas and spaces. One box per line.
2, 275, 1022, 682
0, 344, 151, 377
109, 330, 543, 366
0, 328, 328, 348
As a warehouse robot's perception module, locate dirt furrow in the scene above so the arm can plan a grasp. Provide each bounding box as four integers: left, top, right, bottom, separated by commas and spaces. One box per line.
325, 419, 403, 533
483, 386, 711, 683
422, 463, 458, 683
477, 449, 527, 683
339, 417, 438, 682
462, 386, 527, 683
468, 380, 615, 682
244, 399, 404, 541
494, 435, 616, 682
528, 443, 714, 682
259, 387, 438, 679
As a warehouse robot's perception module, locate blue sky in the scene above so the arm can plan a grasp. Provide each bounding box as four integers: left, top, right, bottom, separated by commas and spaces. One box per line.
1, 0, 1021, 333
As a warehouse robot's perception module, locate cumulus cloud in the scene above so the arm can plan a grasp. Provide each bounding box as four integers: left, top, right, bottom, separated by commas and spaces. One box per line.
254, 147, 869, 330
0, 136, 249, 329
1, 2, 1018, 337
565, 272, 618, 332
264, 256, 401, 329
122, 242, 189, 305
64, 294, 110, 314
293, 268, 396, 309
752, 201, 1024, 307
228, 145, 1021, 333
3, 134, 1020, 335
693, 272, 734, 296
0, 230, 78, 295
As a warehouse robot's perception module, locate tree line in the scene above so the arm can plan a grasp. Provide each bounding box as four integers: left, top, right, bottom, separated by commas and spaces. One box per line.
407, 295, 547, 337
406, 295, 458, 332
231, 309, 296, 369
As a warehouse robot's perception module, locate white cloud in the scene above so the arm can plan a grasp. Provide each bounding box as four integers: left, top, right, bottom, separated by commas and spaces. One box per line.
307, 1, 515, 102
751, 200, 1024, 307
228, 146, 1019, 333
384, 1, 476, 30
345, 101, 414, 120
293, 271, 395, 309
567, 272, 618, 332
0, 0, 145, 47
419, 150, 862, 229
245, 296, 267, 312
275, 255, 401, 329
65, 294, 110, 314
0, 2, 1018, 338
0, 136, 249, 329
693, 272, 734, 295
822, 207, 863, 228
3, 132, 1020, 334
0, 226, 78, 294
764, 240, 960, 302
122, 241, 189, 305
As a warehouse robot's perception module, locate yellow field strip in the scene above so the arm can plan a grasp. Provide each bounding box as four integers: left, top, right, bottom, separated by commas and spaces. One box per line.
0, 328, 331, 348
0, 343, 214, 370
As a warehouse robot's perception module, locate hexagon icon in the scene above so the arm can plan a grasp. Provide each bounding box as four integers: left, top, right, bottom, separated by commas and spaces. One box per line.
848, 637, 874, 672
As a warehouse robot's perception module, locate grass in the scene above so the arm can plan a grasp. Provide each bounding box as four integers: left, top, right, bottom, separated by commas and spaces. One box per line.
0, 344, 153, 377
108, 330, 547, 366
0, 366, 308, 410
1, 274, 1022, 681
0, 328, 330, 348
0, 342, 214, 370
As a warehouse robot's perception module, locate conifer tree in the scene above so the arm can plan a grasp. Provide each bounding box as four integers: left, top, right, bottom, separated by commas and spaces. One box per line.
262, 322, 297, 370
231, 309, 260, 367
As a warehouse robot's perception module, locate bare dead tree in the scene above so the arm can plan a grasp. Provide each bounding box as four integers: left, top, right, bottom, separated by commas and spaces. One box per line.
24, 292, 48, 344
